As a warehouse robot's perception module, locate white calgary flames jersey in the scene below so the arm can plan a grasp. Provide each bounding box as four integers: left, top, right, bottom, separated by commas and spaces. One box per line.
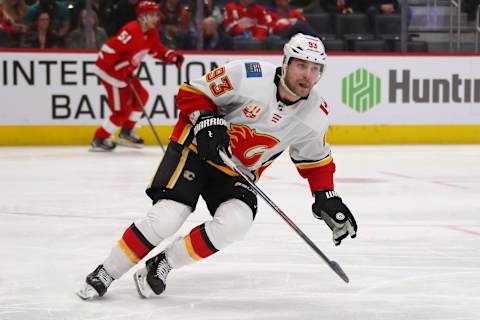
173, 60, 334, 190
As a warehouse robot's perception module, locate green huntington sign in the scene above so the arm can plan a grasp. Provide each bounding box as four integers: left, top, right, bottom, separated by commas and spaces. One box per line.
342, 68, 381, 112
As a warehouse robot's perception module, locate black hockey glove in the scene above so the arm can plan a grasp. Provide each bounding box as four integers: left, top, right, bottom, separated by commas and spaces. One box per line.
312, 190, 357, 246
193, 113, 231, 165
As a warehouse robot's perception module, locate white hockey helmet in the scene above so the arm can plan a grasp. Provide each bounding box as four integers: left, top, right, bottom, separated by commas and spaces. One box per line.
281, 33, 327, 96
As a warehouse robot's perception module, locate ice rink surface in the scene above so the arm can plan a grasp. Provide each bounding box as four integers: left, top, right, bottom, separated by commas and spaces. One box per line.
0, 145, 479, 320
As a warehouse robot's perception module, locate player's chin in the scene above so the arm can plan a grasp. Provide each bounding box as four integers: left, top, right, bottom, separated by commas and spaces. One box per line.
294, 86, 311, 97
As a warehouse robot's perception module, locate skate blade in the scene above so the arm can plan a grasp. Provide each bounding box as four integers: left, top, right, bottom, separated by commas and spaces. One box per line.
133, 268, 154, 298
116, 139, 143, 149
89, 146, 115, 152
76, 283, 99, 300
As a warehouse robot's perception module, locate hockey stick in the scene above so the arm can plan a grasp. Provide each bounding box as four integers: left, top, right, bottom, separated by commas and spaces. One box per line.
129, 82, 165, 153
219, 150, 349, 283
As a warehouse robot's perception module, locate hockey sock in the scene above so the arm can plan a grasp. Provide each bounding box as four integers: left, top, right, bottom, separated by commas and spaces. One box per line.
165, 223, 219, 268
95, 118, 119, 139
103, 223, 154, 279
123, 111, 142, 129
103, 200, 191, 279
166, 199, 253, 269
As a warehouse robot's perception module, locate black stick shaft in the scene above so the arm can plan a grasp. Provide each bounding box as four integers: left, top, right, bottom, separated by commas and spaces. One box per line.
219, 151, 349, 283
129, 83, 165, 153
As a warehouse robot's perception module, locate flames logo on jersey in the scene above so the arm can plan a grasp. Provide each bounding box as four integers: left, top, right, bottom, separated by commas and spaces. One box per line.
228, 124, 279, 167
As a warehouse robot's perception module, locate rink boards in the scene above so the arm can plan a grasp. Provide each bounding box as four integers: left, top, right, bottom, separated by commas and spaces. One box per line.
0, 50, 479, 145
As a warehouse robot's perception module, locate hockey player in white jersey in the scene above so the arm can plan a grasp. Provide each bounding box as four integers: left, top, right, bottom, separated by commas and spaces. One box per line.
77, 33, 357, 300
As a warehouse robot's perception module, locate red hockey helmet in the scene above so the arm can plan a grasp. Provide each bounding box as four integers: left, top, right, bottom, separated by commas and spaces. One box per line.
136, 1, 160, 17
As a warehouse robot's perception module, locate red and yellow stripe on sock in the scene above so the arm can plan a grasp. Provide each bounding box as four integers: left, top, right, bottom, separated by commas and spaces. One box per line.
118, 223, 155, 264
184, 223, 218, 261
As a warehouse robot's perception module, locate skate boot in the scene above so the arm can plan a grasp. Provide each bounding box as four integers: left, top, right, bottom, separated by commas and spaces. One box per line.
76, 264, 115, 300
133, 251, 172, 298
90, 137, 116, 152
117, 128, 144, 148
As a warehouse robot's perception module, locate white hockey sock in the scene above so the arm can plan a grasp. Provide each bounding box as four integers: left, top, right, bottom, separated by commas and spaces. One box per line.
103, 200, 191, 279
103, 245, 134, 279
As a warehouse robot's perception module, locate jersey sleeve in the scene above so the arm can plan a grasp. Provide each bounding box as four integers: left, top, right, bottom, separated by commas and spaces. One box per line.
289, 128, 335, 192
148, 28, 171, 61
175, 61, 246, 120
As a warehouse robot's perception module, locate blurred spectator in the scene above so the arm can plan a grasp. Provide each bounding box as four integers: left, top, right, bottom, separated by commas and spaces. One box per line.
66, 8, 108, 48
189, 0, 232, 50
322, 0, 362, 14
463, 0, 479, 21
224, 0, 272, 40
0, 27, 6, 46
23, 0, 70, 42
268, 0, 318, 39
71, 0, 116, 36
363, 0, 398, 15
362, 0, 411, 28
21, 10, 62, 48
112, 0, 139, 35
158, 0, 191, 49
299, 0, 325, 13
0, 0, 28, 47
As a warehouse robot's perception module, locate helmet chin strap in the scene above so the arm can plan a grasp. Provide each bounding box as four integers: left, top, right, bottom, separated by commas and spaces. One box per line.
280, 77, 300, 98
280, 64, 301, 98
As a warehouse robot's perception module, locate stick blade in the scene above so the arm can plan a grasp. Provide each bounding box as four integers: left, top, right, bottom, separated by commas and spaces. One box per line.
329, 260, 349, 283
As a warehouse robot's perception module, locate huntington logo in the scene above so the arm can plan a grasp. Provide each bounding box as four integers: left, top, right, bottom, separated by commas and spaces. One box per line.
342, 69, 381, 112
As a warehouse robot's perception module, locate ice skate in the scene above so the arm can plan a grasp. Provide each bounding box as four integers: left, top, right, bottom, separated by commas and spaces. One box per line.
76, 265, 114, 300
133, 251, 171, 298
90, 137, 116, 152
117, 128, 144, 148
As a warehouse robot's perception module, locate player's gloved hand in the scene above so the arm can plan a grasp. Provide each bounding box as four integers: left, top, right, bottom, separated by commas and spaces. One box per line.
166, 51, 185, 68
193, 113, 231, 165
312, 190, 357, 246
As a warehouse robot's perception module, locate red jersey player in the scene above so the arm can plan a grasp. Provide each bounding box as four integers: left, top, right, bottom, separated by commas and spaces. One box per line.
223, 0, 272, 40
90, 0, 184, 151
269, 0, 308, 35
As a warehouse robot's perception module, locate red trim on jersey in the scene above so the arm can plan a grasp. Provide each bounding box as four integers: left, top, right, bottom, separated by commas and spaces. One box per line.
297, 161, 336, 192
254, 161, 274, 180
170, 114, 192, 144
176, 85, 216, 116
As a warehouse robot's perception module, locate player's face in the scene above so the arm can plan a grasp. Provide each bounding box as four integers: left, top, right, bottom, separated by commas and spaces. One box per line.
144, 12, 160, 30
284, 58, 323, 97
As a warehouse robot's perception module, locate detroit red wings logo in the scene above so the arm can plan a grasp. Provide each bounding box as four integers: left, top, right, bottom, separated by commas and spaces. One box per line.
228, 124, 279, 167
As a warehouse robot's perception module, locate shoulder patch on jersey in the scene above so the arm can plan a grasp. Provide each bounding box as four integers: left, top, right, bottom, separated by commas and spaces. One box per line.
242, 104, 262, 119
245, 62, 262, 78
320, 101, 329, 115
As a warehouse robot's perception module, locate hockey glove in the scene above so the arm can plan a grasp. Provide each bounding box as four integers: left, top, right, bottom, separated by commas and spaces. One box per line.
166, 51, 185, 68
193, 113, 231, 165
312, 190, 357, 246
